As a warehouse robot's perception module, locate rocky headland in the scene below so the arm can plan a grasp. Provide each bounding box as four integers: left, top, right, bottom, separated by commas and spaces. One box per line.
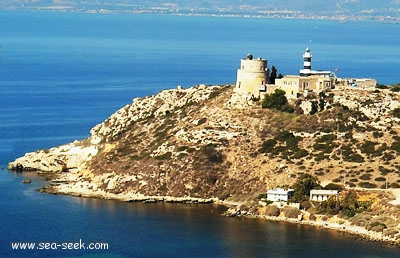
8, 83, 400, 245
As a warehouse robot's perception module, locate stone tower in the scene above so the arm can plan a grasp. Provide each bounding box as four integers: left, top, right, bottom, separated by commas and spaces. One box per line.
234, 54, 269, 97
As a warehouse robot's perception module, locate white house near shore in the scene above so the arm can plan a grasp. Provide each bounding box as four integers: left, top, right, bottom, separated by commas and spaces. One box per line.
310, 189, 339, 202
267, 188, 294, 202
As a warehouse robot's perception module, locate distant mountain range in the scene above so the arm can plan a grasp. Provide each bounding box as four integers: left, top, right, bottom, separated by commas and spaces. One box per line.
1, 0, 400, 20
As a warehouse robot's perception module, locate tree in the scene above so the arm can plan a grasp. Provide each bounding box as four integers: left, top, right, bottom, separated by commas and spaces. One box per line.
269, 65, 283, 84
270, 65, 278, 84
292, 173, 321, 202
261, 89, 293, 113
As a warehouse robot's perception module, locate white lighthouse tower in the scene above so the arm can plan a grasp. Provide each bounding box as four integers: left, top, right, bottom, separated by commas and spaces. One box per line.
300, 48, 312, 76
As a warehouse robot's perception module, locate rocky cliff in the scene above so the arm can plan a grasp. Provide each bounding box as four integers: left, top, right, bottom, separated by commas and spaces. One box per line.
8, 84, 400, 203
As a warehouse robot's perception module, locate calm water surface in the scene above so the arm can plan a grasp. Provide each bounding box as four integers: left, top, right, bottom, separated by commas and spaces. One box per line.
0, 11, 400, 257
1, 171, 400, 258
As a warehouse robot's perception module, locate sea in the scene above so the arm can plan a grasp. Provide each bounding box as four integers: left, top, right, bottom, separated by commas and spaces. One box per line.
0, 10, 400, 258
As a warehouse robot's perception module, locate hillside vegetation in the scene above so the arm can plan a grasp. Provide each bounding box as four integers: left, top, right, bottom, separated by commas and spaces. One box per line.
79, 84, 400, 201
10, 83, 400, 243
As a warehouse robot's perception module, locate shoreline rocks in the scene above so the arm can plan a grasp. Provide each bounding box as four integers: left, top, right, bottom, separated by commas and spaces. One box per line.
37, 170, 400, 246
39, 180, 217, 204
22, 179, 31, 184
7, 140, 98, 173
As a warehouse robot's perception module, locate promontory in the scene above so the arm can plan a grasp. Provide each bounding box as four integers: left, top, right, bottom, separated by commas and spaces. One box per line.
8, 82, 400, 244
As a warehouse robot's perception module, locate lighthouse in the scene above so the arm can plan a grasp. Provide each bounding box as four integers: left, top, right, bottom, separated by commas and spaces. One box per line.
300, 48, 312, 76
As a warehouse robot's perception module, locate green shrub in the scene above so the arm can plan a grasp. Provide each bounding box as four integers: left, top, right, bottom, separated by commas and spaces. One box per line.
313, 143, 335, 154
275, 130, 294, 142
359, 141, 378, 155
264, 205, 280, 217
176, 153, 188, 159
379, 166, 391, 176
208, 90, 220, 99
271, 145, 286, 156
390, 85, 400, 92
286, 136, 302, 151
262, 89, 293, 113
383, 229, 398, 237
324, 183, 343, 191
154, 152, 172, 160
282, 206, 301, 218
316, 134, 337, 143
259, 139, 277, 153
314, 153, 328, 161
318, 196, 340, 215
375, 177, 386, 182
390, 182, 400, 188
372, 131, 384, 138
177, 146, 188, 151
293, 149, 308, 159
390, 141, 400, 153
381, 152, 395, 161
359, 173, 371, 180
310, 101, 318, 115
347, 182, 356, 187
376, 84, 388, 89
200, 144, 224, 164
367, 222, 387, 232
344, 152, 365, 163
358, 182, 377, 188
300, 200, 312, 210
197, 117, 207, 125
350, 213, 372, 227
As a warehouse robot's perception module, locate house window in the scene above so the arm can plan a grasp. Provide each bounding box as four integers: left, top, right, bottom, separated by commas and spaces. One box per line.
238, 82, 241, 88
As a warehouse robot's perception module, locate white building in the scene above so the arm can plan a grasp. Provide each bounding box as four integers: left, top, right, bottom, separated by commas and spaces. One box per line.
310, 189, 339, 202
267, 188, 294, 202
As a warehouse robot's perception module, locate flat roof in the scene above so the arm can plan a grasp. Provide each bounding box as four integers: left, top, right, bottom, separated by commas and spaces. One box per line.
310, 189, 338, 195
267, 188, 294, 194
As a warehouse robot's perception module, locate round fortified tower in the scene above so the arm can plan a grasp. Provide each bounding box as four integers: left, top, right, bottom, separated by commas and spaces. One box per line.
235, 54, 269, 97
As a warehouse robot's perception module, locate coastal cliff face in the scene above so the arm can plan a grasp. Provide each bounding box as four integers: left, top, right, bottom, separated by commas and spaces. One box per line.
8, 84, 400, 203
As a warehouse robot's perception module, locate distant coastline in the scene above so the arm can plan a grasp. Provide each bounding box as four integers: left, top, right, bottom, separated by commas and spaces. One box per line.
1, 7, 399, 23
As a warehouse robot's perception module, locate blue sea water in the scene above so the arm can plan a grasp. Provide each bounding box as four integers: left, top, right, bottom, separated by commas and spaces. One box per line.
1, 11, 400, 257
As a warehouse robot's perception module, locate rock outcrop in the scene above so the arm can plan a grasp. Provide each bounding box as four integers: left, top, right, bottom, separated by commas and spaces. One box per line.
8, 140, 98, 172
8, 84, 400, 202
